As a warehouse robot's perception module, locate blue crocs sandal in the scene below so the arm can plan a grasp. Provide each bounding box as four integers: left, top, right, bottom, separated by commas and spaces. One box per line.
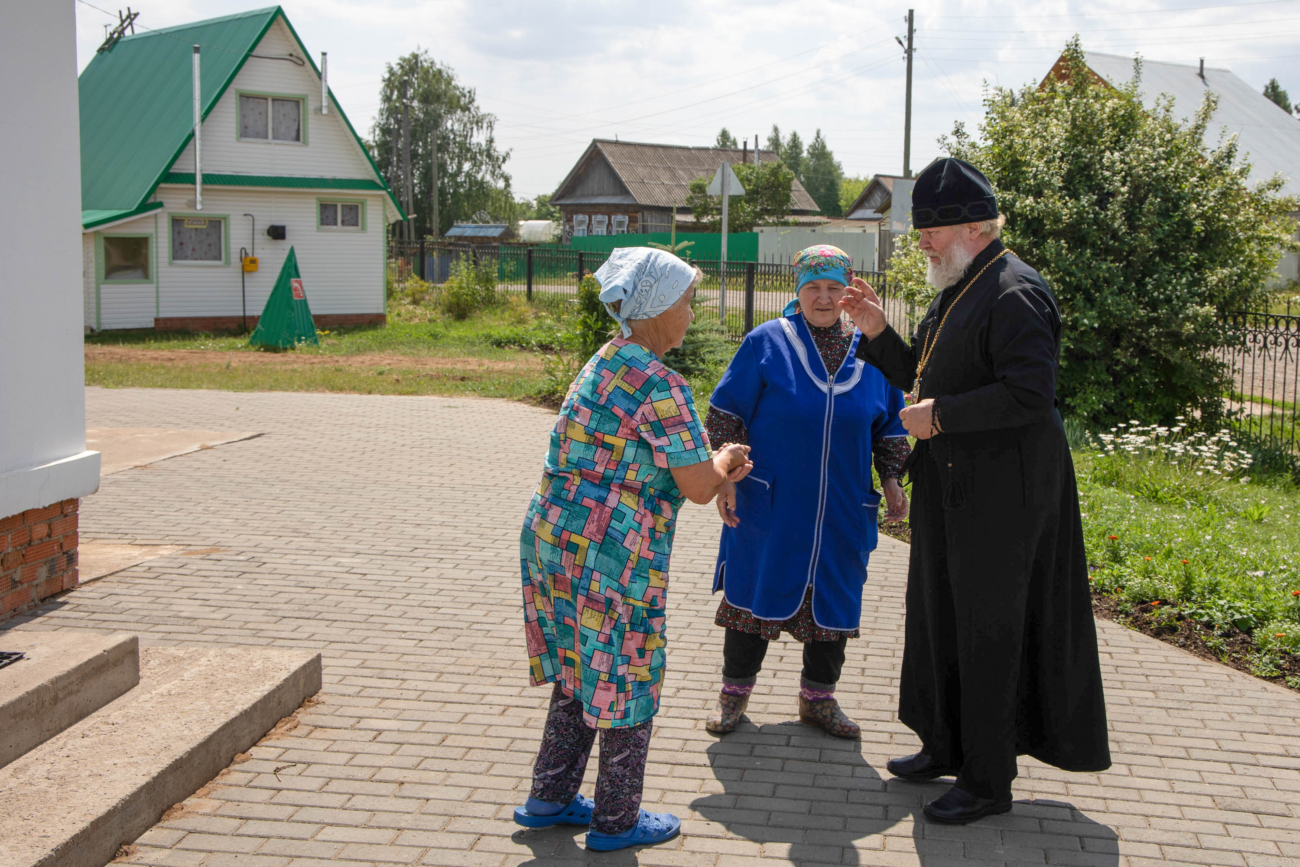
513, 794, 594, 828
585, 809, 681, 851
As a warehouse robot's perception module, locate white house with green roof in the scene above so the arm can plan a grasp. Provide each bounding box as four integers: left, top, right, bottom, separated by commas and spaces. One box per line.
79, 6, 404, 331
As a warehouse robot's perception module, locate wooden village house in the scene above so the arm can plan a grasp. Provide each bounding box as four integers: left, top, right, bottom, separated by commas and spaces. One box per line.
549, 140, 821, 239
78, 6, 404, 331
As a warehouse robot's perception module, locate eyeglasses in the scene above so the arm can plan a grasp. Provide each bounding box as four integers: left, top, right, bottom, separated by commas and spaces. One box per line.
912, 201, 996, 226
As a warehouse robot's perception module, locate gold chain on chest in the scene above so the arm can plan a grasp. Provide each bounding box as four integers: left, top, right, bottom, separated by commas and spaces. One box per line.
914, 248, 1011, 388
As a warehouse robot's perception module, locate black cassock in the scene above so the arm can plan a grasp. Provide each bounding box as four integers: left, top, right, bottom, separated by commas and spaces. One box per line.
856, 240, 1110, 800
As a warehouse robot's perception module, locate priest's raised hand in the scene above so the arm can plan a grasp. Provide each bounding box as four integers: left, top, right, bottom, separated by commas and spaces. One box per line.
839, 277, 888, 341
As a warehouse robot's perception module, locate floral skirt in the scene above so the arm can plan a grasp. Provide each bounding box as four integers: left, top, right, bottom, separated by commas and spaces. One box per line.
715, 586, 859, 643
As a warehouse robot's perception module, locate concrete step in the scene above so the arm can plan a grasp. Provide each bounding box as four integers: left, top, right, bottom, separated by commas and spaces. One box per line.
0, 645, 321, 867
0, 631, 139, 769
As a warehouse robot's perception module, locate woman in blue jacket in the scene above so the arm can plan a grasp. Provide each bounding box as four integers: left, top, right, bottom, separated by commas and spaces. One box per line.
704, 245, 910, 738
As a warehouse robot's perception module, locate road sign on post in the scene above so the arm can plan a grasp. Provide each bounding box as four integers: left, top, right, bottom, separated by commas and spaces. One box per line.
707, 162, 745, 324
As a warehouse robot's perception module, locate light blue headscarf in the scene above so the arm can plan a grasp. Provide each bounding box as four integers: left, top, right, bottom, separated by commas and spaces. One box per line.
782, 244, 854, 317
595, 248, 698, 338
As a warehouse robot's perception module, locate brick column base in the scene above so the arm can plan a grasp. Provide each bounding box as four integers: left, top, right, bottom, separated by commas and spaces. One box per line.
1, 499, 79, 621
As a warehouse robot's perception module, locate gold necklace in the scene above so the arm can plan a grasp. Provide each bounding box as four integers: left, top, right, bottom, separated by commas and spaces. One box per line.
913, 248, 1010, 397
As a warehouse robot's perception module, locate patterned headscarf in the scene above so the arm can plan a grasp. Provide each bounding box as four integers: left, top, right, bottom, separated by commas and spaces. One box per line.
783, 244, 854, 317
594, 248, 698, 337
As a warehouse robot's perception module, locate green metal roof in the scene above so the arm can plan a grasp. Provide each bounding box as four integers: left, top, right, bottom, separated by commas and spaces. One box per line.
78, 6, 405, 220
81, 201, 165, 230
161, 173, 385, 190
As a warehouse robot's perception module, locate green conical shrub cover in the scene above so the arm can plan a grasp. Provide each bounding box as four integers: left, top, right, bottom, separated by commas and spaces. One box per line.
249, 247, 319, 349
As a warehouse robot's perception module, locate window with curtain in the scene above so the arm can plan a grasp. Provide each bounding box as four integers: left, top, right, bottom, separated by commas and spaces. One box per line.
592, 214, 608, 236
611, 215, 628, 235
319, 201, 362, 229
239, 95, 302, 142
171, 217, 224, 262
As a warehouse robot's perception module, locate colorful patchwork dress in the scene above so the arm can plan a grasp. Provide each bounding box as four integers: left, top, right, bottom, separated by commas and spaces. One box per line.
521, 338, 711, 729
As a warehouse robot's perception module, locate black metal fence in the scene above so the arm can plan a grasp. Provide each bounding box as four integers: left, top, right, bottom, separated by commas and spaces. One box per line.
388, 241, 912, 342
1219, 311, 1300, 454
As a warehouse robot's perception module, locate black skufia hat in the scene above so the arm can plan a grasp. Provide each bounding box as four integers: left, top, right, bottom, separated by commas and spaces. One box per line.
911, 158, 998, 229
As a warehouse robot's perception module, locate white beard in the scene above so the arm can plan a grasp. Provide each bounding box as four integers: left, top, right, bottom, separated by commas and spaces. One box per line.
926, 241, 978, 290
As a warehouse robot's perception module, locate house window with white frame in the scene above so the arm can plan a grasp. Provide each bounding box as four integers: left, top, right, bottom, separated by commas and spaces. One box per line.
611, 215, 628, 235
102, 236, 150, 281
320, 201, 363, 230
239, 94, 303, 142
592, 214, 608, 236
573, 214, 588, 238
171, 216, 224, 263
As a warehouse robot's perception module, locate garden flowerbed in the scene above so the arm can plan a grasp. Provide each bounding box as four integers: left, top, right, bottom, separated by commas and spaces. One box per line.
1092, 592, 1300, 691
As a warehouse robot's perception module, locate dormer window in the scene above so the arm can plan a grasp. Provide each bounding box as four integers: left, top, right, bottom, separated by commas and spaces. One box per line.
239, 93, 304, 143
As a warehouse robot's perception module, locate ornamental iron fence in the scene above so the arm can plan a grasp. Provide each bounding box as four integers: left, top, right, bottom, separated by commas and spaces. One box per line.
1219, 311, 1300, 455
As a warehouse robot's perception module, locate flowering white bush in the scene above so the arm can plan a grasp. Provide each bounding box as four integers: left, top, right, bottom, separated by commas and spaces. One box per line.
1097, 418, 1254, 481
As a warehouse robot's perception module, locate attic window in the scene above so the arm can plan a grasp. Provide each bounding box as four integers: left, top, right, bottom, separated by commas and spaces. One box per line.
239, 94, 303, 143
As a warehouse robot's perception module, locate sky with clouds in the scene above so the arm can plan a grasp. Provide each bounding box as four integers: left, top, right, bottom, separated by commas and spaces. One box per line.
74, 0, 1300, 200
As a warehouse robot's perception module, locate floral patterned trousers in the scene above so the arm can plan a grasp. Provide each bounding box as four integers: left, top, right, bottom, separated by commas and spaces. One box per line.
529, 682, 653, 835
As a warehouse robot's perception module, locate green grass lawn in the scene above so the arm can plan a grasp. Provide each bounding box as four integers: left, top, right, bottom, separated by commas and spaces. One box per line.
85, 294, 566, 401
1074, 449, 1300, 685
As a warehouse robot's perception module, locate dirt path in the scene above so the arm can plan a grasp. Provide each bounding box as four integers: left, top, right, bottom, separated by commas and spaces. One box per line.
85, 345, 543, 372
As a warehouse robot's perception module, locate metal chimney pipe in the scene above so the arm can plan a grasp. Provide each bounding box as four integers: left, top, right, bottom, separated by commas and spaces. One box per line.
1199, 58, 1205, 79
193, 44, 202, 210
321, 52, 328, 115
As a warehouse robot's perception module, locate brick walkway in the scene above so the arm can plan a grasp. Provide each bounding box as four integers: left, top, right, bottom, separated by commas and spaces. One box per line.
5, 387, 1300, 867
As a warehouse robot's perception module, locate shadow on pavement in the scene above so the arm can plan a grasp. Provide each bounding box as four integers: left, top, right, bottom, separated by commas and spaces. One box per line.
691, 720, 1120, 866
511, 825, 642, 866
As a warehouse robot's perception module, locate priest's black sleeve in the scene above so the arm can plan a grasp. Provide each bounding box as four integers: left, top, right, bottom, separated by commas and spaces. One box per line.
854, 324, 918, 394
938, 284, 1058, 434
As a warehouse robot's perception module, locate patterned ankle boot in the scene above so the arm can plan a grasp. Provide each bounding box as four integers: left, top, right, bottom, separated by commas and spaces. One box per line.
705, 690, 750, 734
797, 680, 860, 740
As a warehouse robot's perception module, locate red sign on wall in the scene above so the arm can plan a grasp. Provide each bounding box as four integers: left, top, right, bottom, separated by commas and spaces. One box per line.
291, 278, 306, 300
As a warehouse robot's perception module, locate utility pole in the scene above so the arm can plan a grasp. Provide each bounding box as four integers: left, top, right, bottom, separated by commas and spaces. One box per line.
401, 81, 412, 241
429, 115, 440, 240
900, 9, 915, 178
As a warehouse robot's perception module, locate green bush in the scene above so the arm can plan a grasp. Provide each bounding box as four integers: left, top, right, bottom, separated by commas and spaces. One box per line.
574, 275, 617, 360
664, 314, 734, 400
442, 259, 497, 320
890, 37, 1298, 429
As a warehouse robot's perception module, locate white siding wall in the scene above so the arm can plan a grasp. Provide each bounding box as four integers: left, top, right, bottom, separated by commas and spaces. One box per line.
170, 19, 374, 180
146, 186, 385, 321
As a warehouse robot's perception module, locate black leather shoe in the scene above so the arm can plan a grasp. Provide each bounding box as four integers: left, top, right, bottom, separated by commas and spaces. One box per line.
885, 750, 958, 781
922, 785, 1012, 824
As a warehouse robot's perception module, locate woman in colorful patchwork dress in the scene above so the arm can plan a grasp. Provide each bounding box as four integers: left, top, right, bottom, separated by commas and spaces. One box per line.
516, 248, 753, 852
704, 245, 911, 738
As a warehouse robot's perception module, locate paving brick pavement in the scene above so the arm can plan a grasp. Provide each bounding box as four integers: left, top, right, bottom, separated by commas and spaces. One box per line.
4, 386, 1299, 867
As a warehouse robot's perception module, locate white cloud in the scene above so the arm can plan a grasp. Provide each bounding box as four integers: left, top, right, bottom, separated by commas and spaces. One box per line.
76, 0, 1300, 198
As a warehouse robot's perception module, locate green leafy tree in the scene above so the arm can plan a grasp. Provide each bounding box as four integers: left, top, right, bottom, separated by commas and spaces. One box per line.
889, 37, 1297, 428
802, 130, 843, 217
521, 193, 560, 222
715, 128, 738, 148
371, 50, 511, 237
684, 161, 797, 232
840, 175, 871, 215
1264, 78, 1292, 114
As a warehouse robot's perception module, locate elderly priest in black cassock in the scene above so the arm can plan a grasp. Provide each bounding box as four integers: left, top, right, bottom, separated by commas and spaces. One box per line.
840, 158, 1110, 825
